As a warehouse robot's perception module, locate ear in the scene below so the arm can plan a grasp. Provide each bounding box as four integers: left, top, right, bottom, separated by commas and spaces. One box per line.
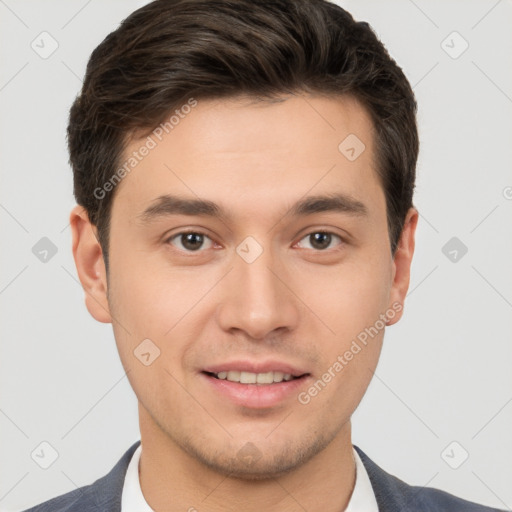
387, 207, 419, 326
70, 205, 112, 323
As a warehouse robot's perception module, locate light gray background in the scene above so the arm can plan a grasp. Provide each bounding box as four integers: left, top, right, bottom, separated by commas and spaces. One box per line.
1, 1, 511, 511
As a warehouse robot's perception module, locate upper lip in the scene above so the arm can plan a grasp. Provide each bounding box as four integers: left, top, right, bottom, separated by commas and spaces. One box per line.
202, 360, 309, 378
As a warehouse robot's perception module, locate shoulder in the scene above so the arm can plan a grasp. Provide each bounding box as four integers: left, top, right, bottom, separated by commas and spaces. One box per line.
21, 441, 141, 512
21, 485, 94, 512
410, 484, 506, 512
354, 445, 506, 512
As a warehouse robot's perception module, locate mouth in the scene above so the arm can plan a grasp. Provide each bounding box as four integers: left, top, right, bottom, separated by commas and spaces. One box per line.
200, 364, 311, 409
203, 370, 306, 385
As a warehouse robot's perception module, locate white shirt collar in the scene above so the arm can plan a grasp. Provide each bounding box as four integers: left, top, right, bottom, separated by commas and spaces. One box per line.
121, 444, 378, 512
346, 447, 379, 512
121, 443, 153, 512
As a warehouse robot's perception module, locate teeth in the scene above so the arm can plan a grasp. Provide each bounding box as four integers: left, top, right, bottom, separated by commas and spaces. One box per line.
214, 370, 295, 384
256, 371, 274, 384
240, 371, 257, 384
227, 370, 240, 381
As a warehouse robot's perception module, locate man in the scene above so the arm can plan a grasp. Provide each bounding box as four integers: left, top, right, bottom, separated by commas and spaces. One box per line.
23, 0, 505, 510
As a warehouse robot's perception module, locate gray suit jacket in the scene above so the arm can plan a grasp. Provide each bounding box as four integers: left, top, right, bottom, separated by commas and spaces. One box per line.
22, 440, 505, 511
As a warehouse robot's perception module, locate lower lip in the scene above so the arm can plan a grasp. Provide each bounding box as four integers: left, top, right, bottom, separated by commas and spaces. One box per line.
201, 372, 309, 409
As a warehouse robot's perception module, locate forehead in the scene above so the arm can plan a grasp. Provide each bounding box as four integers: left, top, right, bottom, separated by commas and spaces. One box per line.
112, 94, 384, 224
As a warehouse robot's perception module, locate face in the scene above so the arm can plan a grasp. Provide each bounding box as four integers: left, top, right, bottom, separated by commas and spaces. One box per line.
72, 94, 417, 479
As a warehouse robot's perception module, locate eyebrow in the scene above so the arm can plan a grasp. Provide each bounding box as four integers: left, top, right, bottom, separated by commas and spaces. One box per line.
138, 192, 368, 224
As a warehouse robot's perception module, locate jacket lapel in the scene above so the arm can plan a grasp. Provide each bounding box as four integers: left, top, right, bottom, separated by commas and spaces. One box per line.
354, 445, 412, 511
87, 440, 141, 512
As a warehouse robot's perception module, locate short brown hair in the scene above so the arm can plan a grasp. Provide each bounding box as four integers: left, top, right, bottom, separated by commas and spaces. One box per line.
68, 0, 418, 270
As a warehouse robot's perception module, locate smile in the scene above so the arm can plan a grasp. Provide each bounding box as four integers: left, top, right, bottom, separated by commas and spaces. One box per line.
206, 370, 300, 384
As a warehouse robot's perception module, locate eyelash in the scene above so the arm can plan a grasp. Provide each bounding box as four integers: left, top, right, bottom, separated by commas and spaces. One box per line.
165, 230, 345, 253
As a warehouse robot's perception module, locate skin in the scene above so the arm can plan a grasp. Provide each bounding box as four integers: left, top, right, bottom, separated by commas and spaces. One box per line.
71, 94, 418, 512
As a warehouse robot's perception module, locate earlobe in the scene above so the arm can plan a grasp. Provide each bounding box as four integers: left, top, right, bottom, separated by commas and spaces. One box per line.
70, 205, 112, 323
387, 207, 419, 326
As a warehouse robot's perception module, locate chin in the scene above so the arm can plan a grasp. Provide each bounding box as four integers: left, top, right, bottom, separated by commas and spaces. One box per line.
179, 432, 332, 480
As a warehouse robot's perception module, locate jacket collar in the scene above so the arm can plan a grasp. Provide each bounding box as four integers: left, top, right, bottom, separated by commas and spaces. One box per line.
354, 444, 413, 511
85, 440, 141, 512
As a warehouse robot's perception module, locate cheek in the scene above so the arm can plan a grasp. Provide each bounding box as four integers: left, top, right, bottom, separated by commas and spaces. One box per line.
106, 263, 195, 407
293, 252, 392, 341
107, 255, 219, 373
108, 251, 199, 332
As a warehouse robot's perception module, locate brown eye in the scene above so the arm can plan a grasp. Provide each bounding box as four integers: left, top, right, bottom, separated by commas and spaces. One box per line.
297, 231, 343, 251
168, 232, 213, 252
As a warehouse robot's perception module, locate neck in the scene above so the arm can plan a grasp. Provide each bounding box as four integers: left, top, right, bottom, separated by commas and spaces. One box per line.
138, 404, 356, 512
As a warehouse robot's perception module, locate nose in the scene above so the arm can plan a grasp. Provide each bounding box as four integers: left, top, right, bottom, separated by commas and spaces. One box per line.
215, 244, 300, 340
